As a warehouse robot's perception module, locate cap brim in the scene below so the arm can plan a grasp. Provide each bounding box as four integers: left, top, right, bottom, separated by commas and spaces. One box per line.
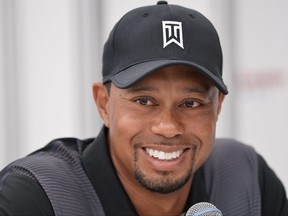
111, 60, 228, 95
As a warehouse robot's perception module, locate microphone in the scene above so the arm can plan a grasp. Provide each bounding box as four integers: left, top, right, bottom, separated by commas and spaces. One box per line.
185, 202, 222, 216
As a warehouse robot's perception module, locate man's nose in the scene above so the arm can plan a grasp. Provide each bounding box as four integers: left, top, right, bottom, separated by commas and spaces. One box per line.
151, 108, 184, 139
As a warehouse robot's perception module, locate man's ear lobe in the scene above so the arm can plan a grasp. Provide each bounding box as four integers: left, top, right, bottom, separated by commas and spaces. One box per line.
92, 82, 110, 127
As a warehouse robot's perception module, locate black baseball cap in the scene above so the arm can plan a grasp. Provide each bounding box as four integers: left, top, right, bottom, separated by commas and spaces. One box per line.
102, 1, 228, 94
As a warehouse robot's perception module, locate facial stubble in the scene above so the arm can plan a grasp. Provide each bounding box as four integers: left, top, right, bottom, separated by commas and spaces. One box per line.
133, 145, 197, 194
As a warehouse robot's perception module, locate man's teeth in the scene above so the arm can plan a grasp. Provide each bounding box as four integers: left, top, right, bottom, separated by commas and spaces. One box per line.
145, 148, 184, 161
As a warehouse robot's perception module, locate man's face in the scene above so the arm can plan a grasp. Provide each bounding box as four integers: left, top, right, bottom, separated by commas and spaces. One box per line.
97, 65, 224, 194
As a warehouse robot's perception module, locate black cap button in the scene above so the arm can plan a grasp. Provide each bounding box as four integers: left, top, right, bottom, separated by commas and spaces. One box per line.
157, 1, 168, 5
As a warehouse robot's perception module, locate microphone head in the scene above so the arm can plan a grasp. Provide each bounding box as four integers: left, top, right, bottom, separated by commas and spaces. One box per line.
186, 202, 222, 216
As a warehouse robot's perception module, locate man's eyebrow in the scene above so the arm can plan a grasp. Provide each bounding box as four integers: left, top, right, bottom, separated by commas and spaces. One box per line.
124, 85, 159, 93
183, 86, 212, 94
184, 86, 217, 99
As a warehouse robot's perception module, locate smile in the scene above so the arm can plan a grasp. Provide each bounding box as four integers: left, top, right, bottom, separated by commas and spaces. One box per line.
145, 148, 184, 161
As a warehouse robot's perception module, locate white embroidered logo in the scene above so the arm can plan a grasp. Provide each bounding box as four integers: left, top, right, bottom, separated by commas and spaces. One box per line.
162, 21, 184, 49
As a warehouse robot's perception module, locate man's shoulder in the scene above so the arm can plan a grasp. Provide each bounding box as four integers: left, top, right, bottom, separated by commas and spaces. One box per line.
206, 138, 258, 172
202, 138, 262, 215
213, 138, 257, 160
0, 136, 96, 202
205, 138, 260, 198
1, 137, 96, 183
0, 136, 102, 216
0, 172, 54, 215
212, 139, 288, 215
31, 137, 95, 156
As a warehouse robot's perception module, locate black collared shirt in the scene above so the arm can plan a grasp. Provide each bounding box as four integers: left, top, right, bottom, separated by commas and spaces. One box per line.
0, 128, 287, 215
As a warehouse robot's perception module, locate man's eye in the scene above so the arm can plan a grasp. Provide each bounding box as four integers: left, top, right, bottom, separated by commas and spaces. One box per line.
182, 100, 200, 108
136, 98, 154, 106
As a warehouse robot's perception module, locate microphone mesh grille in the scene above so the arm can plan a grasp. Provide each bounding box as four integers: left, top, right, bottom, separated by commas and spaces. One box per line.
186, 202, 222, 216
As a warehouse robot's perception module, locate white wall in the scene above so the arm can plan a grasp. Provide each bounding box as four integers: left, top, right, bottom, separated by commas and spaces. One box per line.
0, 0, 287, 191
0, 0, 102, 165
234, 0, 288, 191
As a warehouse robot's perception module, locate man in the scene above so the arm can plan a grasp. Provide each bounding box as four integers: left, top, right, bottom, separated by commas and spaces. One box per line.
0, 1, 287, 215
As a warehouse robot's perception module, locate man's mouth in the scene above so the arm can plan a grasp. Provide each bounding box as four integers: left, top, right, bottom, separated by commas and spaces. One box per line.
144, 148, 185, 161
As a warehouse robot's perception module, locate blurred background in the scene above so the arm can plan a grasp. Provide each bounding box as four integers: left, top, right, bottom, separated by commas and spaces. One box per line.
0, 0, 287, 191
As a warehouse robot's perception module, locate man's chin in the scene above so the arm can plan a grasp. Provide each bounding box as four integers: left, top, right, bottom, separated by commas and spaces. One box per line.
134, 169, 192, 194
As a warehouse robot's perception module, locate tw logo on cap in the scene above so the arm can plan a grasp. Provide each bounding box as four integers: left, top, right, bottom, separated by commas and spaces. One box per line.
162, 21, 184, 49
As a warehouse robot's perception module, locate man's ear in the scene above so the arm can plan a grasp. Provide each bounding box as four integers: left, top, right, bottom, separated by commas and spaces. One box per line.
92, 82, 110, 128
216, 92, 225, 120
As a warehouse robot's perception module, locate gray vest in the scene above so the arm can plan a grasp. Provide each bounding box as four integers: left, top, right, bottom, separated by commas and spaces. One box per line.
2, 139, 261, 215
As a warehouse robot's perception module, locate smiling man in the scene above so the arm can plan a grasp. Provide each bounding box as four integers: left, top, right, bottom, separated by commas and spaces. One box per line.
93, 65, 225, 215
0, 1, 287, 216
